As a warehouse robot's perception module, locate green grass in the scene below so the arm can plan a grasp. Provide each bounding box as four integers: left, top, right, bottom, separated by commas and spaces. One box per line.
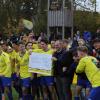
6, 88, 18, 100
5, 85, 77, 100
12, 88, 18, 100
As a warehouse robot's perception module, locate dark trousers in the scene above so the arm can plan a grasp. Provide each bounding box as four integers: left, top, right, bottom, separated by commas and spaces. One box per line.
55, 76, 72, 100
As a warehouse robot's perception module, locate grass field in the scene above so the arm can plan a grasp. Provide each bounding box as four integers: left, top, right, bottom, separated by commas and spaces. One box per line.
5, 85, 77, 100
6, 88, 18, 100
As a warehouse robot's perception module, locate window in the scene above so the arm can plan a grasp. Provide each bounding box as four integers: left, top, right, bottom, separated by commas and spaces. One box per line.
49, 0, 62, 10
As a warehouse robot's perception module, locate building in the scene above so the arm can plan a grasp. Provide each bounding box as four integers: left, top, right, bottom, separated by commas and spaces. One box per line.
47, 0, 73, 39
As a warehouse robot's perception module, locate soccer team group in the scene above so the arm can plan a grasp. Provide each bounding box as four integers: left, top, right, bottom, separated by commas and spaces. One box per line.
0, 32, 100, 100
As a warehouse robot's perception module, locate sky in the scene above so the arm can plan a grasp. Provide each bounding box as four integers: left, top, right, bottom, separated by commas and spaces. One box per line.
97, 0, 100, 12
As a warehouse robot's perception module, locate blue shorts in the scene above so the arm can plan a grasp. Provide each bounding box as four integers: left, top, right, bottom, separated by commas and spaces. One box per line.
21, 78, 31, 87
88, 87, 100, 100
1, 77, 12, 87
40, 76, 54, 86
11, 73, 19, 81
77, 78, 91, 88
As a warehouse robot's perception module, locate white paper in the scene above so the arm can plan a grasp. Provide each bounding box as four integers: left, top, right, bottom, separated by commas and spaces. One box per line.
29, 52, 52, 71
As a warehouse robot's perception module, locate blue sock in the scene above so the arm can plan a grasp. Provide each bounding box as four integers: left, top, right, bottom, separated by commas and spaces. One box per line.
74, 96, 80, 100
23, 94, 33, 100
22, 95, 26, 100
22, 95, 29, 100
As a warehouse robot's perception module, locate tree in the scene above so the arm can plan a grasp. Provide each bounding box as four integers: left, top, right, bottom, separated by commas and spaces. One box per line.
74, 0, 97, 12
0, 0, 48, 34
74, 10, 99, 33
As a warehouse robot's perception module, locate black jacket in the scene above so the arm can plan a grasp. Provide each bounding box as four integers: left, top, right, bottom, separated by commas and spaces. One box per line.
53, 49, 73, 77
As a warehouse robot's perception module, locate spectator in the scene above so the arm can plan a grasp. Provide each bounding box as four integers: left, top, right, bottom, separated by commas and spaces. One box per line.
53, 40, 73, 100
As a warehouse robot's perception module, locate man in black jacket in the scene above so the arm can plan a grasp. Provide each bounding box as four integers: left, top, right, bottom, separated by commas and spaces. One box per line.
52, 40, 73, 100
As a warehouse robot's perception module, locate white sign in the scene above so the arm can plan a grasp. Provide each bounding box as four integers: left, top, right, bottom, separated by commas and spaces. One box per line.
29, 52, 52, 75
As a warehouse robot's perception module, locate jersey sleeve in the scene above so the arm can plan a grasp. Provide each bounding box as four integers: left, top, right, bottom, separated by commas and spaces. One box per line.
2, 55, 11, 75
76, 58, 86, 73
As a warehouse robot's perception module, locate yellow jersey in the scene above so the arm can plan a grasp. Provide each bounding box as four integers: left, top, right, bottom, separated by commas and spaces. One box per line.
0, 52, 11, 77
32, 48, 43, 53
16, 51, 31, 79
76, 56, 100, 87
48, 44, 51, 49
8, 50, 16, 73
32, 43, 38, 49
11, 50, 19, 73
